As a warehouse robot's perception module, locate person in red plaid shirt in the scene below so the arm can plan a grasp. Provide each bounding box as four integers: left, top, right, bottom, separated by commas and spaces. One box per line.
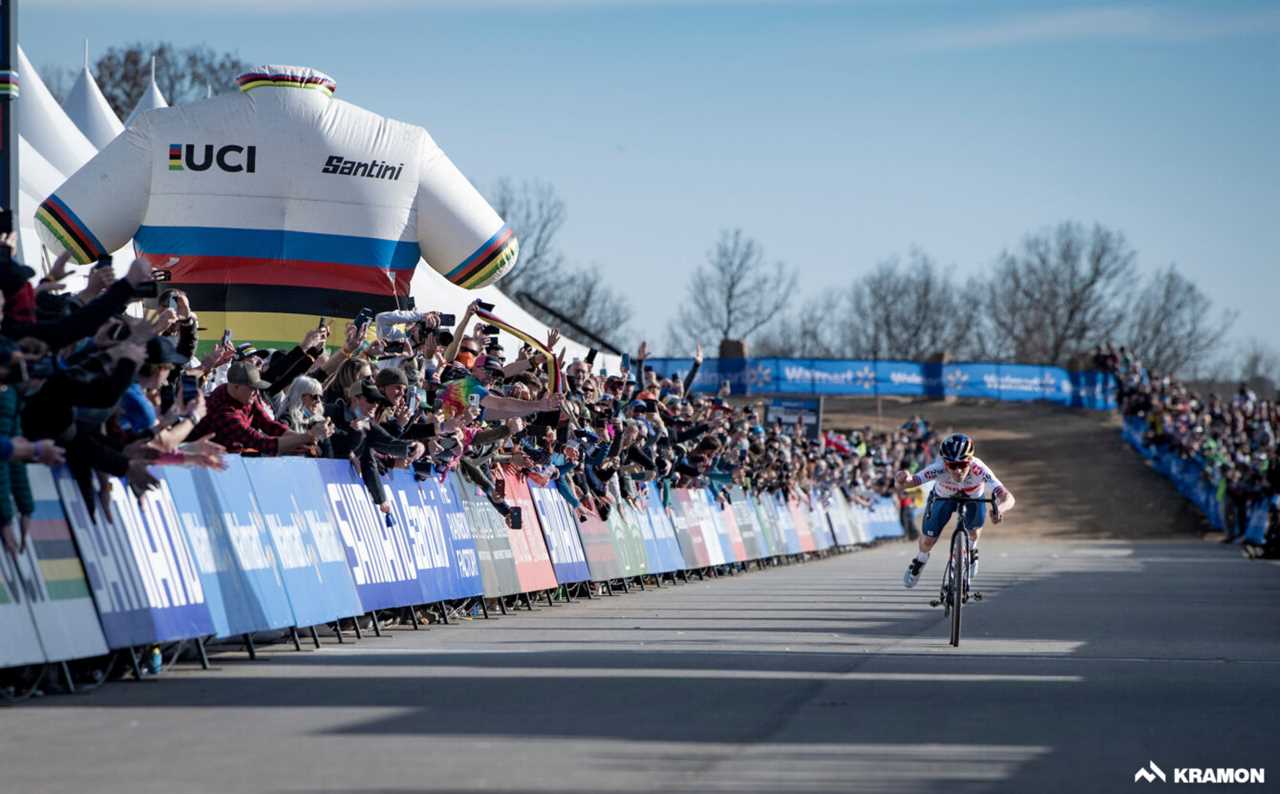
191, 361, 330, 455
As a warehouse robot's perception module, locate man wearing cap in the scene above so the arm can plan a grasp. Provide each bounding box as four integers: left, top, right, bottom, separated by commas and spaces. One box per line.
190, 361, 330, 455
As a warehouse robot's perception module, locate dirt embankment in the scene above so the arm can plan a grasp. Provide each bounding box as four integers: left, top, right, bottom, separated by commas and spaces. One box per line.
821, 397, 1209, 540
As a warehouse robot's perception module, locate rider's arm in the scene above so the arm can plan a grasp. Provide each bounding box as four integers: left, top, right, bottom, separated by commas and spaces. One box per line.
898, 460, 941, 490
992, 484, 1015, 513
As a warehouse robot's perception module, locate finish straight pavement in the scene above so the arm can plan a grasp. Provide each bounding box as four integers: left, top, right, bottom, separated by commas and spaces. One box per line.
5, 537, 1278, 794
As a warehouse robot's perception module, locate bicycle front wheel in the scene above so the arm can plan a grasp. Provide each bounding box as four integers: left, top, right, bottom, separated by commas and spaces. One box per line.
949, 529, 968, 647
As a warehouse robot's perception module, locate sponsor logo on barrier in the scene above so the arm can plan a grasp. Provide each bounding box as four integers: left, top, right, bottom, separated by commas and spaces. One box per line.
1133, 761, 1265, 784
945, 369, 970, 390
321, 155, 404, 180
326, 482, 416, 587
169, 143, 257, 173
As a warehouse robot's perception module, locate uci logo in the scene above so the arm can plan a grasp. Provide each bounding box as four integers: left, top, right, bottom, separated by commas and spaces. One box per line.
168, 143, 257, 173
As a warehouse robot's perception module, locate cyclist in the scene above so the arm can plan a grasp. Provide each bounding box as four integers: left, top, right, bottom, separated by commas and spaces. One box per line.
895, 433, 1015, 588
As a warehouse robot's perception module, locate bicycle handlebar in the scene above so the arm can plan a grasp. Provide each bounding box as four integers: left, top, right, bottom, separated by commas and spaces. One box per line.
931, 494, 998, 505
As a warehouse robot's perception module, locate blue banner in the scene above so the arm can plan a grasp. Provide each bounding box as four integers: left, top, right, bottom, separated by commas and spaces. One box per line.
529, 485, 591, 584
865, 496, 904, 539
55, 468, 214, 647
383, 469, 456, 604
316, 459, 424, 612
420, 475, 483, 600
191, 463, 296, 634
162, 466, 257, 638
642, 483, 686, 573
645, 357, 1114, 409
241, 458, 364, 628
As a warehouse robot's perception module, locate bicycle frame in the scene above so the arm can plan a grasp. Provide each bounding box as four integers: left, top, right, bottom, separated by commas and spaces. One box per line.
931, 494, 998, 647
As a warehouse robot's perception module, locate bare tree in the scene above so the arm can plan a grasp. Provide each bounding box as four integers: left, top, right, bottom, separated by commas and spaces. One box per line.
1236, 338, 1280, 390
752, 292, 847, 358
984, 222, 1135, 366
1122, 265, 1235, 377
488, 178, 567, 299
847, 251, 979, 360
667, 229, 797, 352
91, 43, 248, 118
487, 179, 632, 348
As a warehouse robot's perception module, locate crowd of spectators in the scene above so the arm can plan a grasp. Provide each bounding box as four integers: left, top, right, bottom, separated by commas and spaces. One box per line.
1095, 343, 1280, 550
0, 232, 939, 556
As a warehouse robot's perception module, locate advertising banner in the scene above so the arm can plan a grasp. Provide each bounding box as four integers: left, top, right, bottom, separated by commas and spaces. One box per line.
0, 544, 49, 667
688, 490, 729, 565
703, 490, 747, 563
727, 487, 767, 561
529, 485, 591, 584
768, 493, 803, 555
785, 494, 818, 553
645, 357, 1112, 409
604, 480, 648, 577
574, 507, 626, 583
865, 496, 904, 539
317, 459, 423, 612
242, 458, 364, 627
420, 475, 483, 600
748, 491, 783, 558
162, 466, 259, 638
381, 469, 455, 604
55, 468, 213, 648
192, 464, 297, 631
502, 475, 559, 593
823, 489, 857, 547
3, 467, 108, 663
641, 483, 685, 574
450, 473, 521, 597
667, 489, 706, 568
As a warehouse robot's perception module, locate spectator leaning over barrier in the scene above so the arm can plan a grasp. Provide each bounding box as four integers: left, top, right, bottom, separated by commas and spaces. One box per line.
190, 361, 331, 456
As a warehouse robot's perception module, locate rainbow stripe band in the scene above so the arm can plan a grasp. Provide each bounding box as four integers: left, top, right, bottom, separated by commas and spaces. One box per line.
168, 143, 183, 170
0, 69, 18, 98
237, 72, 335, 95
445, 225, 519, 289
475, 308, 561, 392
36, 194, 107, 264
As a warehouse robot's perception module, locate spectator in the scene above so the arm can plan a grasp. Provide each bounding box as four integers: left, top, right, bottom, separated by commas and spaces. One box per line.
190, 361, 330, 456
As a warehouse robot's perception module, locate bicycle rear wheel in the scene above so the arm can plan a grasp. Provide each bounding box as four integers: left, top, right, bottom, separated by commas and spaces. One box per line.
949, 529, 968, 647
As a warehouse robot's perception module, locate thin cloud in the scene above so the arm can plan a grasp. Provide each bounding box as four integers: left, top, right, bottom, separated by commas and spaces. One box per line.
898, 5, 1280, 52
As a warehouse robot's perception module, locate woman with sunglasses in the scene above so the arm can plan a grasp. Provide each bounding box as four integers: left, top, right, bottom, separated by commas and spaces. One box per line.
896, 433, 1016, 589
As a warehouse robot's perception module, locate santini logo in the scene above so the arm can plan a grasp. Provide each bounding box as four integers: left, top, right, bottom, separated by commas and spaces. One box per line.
168, 144, 257, 173
1135, 762, 1166, 783
1133, 761, 1265, 784
321, 156, 403, 180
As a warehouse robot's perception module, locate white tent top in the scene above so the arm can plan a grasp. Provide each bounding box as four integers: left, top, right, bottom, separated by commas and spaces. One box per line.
16, 45, 97, 178
63, 43, 124, 149
123, 57, 168, 127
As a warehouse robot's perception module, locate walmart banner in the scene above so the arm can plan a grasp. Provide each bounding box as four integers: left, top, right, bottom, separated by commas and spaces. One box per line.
645, 358, 1114, 408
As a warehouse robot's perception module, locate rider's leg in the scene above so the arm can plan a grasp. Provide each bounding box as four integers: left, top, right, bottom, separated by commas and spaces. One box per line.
905, 499, 953, 587
965, 502, 987, 577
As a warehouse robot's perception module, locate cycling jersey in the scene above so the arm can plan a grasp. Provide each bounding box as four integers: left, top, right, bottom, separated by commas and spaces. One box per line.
915, 456, 1005, 499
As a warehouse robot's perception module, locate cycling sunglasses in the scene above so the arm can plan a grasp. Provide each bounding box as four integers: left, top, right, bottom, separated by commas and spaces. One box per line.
943, 459, 971, 471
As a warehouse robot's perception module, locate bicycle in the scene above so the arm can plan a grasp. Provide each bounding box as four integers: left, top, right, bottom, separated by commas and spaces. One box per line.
926, 494, 999, 647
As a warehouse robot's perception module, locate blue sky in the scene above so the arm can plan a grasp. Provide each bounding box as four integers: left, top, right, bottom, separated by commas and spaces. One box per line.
22, 0, 1280, 357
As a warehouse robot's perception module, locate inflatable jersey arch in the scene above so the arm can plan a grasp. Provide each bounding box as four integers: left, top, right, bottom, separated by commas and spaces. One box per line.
35, 65, 518, 347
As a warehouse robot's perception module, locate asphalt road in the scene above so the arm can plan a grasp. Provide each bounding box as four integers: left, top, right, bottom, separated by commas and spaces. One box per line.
5, 537, 1278, 794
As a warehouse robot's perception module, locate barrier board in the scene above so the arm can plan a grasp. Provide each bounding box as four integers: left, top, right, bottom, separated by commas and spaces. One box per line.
243, 458, 364, 627
640, 483, 685, 574
669, 490, 709, 568
420, 475, 484, 600
502, 475, 559, 593
55, 468, 213, 648
451, 473, 521, 597
193, 464, 296, 631
0, 543, 48, 667
727, 488, 767, 562
528, 484, 591, 584
318, 459, 423, 612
